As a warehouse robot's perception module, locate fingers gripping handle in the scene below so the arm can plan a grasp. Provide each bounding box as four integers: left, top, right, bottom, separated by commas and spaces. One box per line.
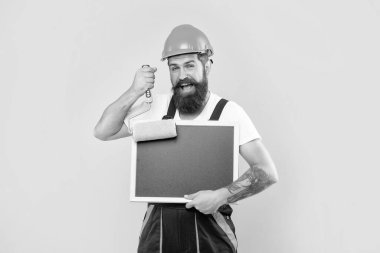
125, 64, 154, 131
141, 65, 152, 99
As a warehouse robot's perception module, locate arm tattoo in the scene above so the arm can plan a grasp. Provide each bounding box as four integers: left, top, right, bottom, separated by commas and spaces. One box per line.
226, 165, 276, 203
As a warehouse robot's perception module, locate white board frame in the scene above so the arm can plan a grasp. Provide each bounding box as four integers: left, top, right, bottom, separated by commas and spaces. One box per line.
130, 121, 239, 203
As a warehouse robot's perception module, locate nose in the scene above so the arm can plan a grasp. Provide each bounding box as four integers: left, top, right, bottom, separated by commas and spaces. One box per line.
178, 67, 188, 80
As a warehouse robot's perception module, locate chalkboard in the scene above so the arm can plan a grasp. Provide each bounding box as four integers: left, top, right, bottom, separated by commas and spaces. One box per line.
130, 121, 239, 203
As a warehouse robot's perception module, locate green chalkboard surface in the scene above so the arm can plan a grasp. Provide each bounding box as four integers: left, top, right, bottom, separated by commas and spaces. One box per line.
130, 121, 239, 203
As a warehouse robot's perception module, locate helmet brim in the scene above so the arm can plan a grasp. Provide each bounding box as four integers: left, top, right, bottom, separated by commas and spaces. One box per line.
161, 49, 213, 61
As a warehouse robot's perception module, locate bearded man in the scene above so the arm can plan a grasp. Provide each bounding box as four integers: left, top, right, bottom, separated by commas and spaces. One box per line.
94, 24, 278, 253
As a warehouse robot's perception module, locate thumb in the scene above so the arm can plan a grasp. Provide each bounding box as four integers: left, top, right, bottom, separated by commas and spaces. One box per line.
184, 191, 201, 200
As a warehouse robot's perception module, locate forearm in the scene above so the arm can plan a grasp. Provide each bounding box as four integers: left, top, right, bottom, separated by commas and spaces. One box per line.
186, 140, 278, 213
94, 88, 142, 140
222, 165, 278, 204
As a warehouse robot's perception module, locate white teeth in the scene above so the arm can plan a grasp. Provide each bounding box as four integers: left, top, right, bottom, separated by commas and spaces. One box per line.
181, 85, 193, 92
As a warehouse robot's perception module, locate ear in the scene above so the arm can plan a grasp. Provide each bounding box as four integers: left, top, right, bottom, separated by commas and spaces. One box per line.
205, 59, 212, 76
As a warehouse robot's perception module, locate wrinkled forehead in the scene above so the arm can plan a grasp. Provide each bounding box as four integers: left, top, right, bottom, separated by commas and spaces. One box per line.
167, 53, 200, 66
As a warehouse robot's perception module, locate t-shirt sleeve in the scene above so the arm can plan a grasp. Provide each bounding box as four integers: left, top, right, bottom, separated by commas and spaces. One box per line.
222, 102, 262, 146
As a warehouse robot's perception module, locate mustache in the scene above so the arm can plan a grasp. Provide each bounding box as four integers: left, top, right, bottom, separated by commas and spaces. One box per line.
174, 77, 198, 89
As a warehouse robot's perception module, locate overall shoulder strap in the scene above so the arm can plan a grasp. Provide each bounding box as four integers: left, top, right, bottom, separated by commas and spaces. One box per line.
163, 96, 229, 120
162, 96, 176, 120
209, 98, 229, 121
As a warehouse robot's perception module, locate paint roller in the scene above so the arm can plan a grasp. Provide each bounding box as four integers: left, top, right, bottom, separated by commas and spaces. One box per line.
126, 65, 177, 142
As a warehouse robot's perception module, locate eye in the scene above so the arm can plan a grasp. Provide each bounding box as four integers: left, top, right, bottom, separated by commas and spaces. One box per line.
170, 66, 179, 71
185, 64, 195, 69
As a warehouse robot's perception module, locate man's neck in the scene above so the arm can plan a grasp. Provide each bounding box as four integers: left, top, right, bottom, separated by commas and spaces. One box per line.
179, 91, 211, 120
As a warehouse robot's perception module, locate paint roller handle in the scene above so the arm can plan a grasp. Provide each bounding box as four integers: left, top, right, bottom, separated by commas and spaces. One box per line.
142, 65, 152, 99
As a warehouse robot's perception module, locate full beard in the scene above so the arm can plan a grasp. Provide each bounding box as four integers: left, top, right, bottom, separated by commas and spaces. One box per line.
171, 74, 209, 114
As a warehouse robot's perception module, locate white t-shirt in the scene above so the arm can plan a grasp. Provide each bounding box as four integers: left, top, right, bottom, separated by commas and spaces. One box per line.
125, 92, 261, 146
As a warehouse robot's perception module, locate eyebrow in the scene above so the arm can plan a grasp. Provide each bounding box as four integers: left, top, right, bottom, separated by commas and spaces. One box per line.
169, 60, 196, 67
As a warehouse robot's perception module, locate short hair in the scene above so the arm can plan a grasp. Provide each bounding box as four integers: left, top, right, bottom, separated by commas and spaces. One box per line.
197, 53, 213, 66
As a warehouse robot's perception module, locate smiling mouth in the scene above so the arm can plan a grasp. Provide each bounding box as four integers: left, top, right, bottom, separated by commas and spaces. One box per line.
177, 83, 195, 94
179, 83, 195, 89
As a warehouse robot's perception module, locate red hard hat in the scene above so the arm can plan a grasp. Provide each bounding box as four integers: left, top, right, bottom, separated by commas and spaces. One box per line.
161, 24, 214, 61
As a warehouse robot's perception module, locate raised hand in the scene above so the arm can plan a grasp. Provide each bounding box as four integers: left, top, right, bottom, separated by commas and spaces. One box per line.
130, 65, 157, 97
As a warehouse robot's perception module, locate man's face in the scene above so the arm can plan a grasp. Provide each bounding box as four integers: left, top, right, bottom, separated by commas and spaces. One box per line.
168, 54, 209, 113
